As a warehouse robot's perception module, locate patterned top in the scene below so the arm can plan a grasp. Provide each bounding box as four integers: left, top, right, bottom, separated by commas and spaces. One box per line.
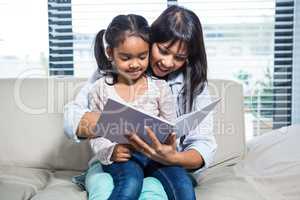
87, 75, 176, 165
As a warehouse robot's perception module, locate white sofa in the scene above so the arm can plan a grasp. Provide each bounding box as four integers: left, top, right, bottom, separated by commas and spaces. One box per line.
0, 78, 247, 200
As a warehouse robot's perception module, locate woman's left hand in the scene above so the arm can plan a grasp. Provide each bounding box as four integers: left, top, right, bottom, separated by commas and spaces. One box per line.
126, 126, 179, 165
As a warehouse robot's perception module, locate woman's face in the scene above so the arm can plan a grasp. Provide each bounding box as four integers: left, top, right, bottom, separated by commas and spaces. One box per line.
150, 40, 188, 77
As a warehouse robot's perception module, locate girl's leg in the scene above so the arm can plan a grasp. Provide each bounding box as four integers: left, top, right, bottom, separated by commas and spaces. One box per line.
139, 177, 168, 200
146, 164, 196, 200
85, 162, 114, 200
85, 161, 168, 200
102, 160, 144, 200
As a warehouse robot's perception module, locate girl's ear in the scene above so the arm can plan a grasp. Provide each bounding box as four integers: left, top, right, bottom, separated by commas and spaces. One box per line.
106, 47, 113, 61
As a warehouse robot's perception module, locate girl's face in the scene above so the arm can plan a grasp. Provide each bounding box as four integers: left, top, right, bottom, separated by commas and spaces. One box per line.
150, 40, 188, 77
109, 35, 149, 81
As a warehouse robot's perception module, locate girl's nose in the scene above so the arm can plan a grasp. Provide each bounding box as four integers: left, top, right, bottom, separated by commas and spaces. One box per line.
129, 63, 139, 69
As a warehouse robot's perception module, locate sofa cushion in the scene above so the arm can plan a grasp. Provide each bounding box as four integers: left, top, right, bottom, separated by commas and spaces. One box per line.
0, 165, 86, 200
0, 78, 245, 172
208, 80, 246, 167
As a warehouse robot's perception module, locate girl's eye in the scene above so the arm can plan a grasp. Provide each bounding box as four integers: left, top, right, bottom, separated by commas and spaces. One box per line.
120, 56, 130, 61
139, 55, 147, 60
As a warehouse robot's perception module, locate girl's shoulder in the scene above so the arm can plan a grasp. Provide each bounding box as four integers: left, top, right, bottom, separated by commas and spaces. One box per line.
146, 75, 169, 89
90, 76, 113, 95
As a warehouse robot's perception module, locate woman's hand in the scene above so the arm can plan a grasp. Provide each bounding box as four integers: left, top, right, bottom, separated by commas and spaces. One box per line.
111, 144, 133, 162
126, 127, 179, 166
77, 111, 101, 138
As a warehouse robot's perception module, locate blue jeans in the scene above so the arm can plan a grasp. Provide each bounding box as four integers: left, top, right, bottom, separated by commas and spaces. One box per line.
102, 159, 144, 200
86, 152, 196, 200
145, 161, 196, 200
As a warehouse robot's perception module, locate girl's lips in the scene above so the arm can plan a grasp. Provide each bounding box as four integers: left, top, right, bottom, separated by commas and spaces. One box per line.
125, 69, 143, 78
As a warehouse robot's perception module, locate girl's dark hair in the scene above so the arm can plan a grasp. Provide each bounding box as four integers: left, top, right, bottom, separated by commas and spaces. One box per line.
94, 14, 150, 84
151, 5, 207, 113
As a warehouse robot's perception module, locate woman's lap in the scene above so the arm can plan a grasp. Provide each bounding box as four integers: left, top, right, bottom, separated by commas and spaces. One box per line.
145, 162, 196, 200
85, 162, 168, 200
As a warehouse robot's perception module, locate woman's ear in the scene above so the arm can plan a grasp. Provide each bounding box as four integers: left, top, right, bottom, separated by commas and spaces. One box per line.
106, 47, 113, 61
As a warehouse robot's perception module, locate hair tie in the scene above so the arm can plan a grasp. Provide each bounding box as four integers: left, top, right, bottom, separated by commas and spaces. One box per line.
102, 30, 110, 59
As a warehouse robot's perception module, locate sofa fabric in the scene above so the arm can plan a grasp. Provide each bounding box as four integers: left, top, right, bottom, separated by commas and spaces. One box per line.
0, 78, 245, 199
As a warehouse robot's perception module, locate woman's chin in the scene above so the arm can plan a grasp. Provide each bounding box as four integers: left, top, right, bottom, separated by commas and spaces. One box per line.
153, 66, 169, 77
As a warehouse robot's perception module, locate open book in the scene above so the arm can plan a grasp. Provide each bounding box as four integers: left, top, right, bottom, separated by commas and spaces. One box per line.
95, 98, 220, 144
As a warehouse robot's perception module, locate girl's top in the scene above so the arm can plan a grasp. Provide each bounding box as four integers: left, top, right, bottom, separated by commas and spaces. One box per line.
87, 75, 176, 165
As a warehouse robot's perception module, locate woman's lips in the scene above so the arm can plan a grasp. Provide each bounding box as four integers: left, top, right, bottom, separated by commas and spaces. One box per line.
156, 63, 170, 74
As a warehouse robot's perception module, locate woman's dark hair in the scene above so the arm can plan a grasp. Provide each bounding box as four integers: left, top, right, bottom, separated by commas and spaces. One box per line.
151, 5, 207, 113
94, 14, 150, 84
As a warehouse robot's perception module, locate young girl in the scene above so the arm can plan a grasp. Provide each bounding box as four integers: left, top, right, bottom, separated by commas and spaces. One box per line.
86, 14, 179, 200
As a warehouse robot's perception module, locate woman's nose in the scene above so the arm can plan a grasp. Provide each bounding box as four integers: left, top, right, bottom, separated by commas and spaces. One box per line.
161, 56, 175, 69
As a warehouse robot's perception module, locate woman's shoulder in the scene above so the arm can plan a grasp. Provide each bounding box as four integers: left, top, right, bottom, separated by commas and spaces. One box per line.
192, 82, 212, 110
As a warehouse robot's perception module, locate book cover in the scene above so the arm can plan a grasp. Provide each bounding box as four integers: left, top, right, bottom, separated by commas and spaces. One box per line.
95, 98, 220, 144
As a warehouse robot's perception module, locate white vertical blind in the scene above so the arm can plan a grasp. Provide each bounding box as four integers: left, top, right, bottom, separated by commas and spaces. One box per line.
72, 0, 167, 77
178, 0, 275, 139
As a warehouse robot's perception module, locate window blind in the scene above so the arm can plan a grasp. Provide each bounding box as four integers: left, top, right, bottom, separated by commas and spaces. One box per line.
48, 0, 74, 76
273, 0, 294, 129
292, 0, 300, 124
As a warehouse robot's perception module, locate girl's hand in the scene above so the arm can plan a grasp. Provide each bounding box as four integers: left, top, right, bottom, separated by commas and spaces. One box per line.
126, 127, 179, 165
111, 144, 133, 162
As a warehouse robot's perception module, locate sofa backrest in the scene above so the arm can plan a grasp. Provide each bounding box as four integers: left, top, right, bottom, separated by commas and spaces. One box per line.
0, 78, 245, 171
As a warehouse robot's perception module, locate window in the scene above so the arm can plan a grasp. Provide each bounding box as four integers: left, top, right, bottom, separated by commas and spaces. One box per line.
178, 0, 276, 140
0, 0, 48, 78
72, 0, 167, 77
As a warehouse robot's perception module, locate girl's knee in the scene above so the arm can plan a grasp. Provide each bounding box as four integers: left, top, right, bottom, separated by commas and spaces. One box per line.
86, 172, 113, 186
143, 177, 164, 192
85, 172, 114, 195
139, 177, 168, 200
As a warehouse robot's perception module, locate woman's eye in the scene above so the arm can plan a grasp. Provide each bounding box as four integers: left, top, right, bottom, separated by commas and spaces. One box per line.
174, 56, 186, 62
158, 47, 168, 55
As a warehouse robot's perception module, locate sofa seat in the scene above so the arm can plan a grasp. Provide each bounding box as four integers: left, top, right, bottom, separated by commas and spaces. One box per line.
0, 166, 86, 200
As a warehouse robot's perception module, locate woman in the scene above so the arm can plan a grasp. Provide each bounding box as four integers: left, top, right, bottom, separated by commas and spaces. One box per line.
64, 5, 217, 200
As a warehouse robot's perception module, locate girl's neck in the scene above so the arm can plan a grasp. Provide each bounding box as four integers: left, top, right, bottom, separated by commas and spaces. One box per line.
117, 74, 145, 86
114, 74, 148, 102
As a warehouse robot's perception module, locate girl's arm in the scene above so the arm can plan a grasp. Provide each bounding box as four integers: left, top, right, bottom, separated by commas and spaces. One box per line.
88, 83, 132, 164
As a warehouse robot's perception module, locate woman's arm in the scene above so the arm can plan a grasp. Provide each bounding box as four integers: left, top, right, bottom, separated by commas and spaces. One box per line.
64, 72, 102, 141
76, 111, 100, 138
127, 127, 204, 169
127, 85, 216, 171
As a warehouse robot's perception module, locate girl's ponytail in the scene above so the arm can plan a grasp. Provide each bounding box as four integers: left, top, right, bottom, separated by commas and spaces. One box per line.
94, 29, 111, 72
